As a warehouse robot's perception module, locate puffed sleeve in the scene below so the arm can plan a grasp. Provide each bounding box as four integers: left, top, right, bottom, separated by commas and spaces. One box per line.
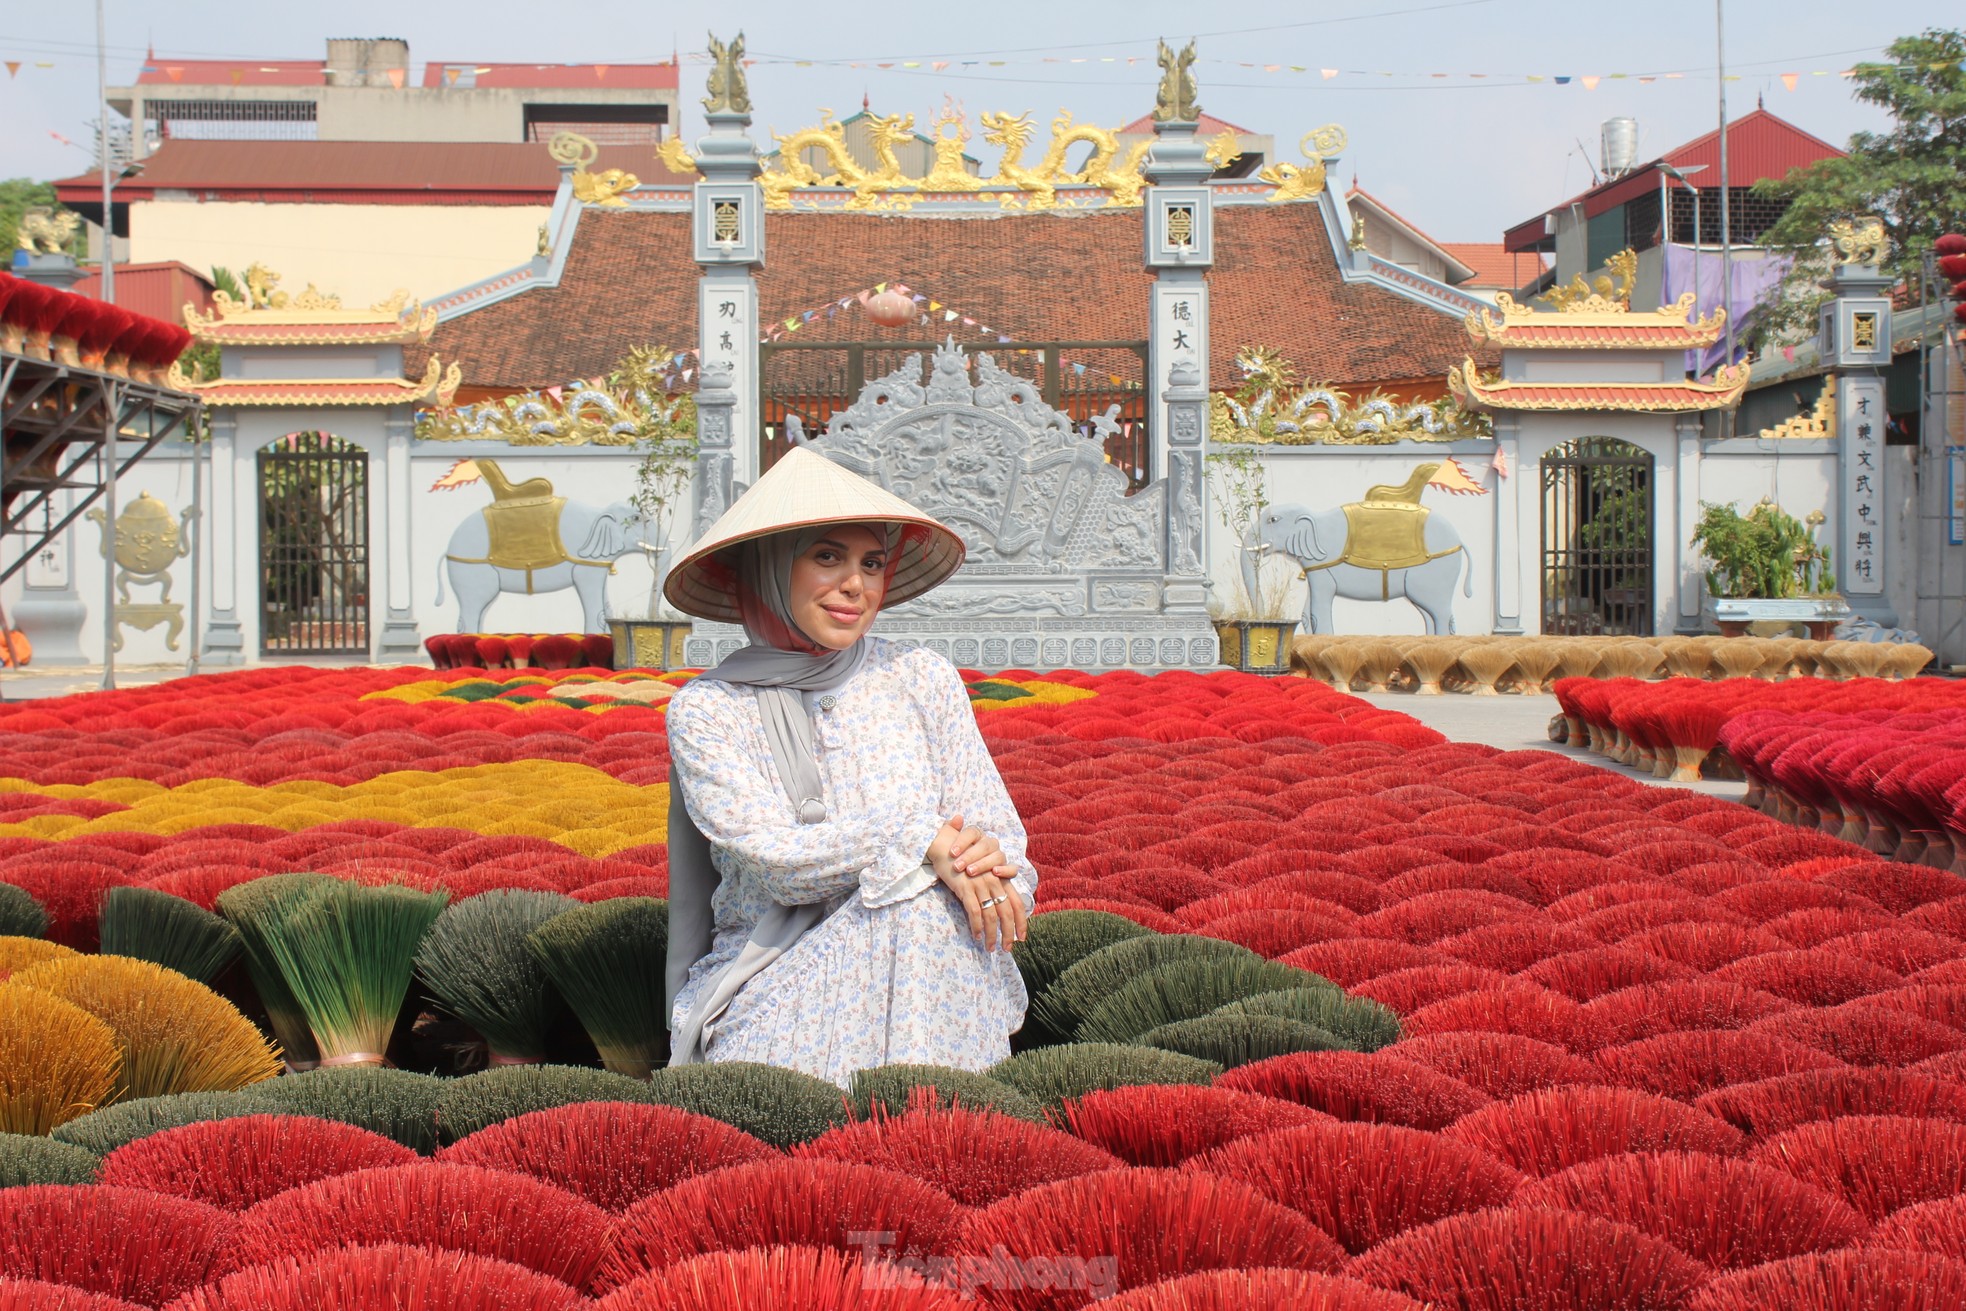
668, 684, 945, 906
909, 652, 1037, 914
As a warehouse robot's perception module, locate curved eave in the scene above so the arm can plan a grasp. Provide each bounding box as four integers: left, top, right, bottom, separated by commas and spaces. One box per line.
190, 323, 434, 347
184, 378, 440, 407
1449, 359, 1746, 413
1464, 295, 1727, 350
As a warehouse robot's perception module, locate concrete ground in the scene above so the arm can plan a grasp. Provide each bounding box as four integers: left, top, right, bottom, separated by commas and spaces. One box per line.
1348, 687, 1748, 801
0, 664, 189, 701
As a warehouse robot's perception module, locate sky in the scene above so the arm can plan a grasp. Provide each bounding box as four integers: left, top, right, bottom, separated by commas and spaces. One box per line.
2, 0, 1956, 243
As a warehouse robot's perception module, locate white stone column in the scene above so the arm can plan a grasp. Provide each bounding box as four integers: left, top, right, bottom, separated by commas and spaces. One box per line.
200, 411, 246, 664
1491, 414, 1523, 634
1674, 414, 1706, 632
376, 411, 422, 661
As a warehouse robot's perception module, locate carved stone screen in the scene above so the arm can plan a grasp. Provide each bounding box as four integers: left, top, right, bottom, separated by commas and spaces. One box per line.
683, 340, 1215, 670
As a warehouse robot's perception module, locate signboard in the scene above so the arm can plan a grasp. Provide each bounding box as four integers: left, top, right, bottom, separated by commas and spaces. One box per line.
1838, 374, 1887, 596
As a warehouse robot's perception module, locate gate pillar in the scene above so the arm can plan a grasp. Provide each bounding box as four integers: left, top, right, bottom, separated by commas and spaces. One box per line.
378, 413, 423, 660
1820, 224, 1897, 626
201, 410, 247, 665
1143, 110, 1214, 511
692, 35, 765, 532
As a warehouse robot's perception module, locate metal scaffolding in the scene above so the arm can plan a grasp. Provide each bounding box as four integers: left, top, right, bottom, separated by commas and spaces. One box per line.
0, 347, 202, 690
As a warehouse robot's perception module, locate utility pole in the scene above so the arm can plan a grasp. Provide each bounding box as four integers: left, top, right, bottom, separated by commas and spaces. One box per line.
1716, 0, 1733, 435
96, 0, 115, 308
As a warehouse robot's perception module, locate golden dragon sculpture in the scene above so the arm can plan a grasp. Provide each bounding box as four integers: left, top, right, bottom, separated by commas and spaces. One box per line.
760, 111, 917, 210
978, 110, 1149, 210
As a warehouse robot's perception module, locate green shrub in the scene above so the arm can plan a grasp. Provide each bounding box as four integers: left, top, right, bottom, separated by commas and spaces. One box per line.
51, 1091, 247, 1155
847, 1064, 1047, 1124
415, 889, 578, 1064
1074, 956, 1329, 1044
431, 1064, 651, 1146
1217, 987, 1402, 1052
0, 883, 47, 939
645, 1061, 848, 1149
1030, 934, 1256, 1043
988, 1043, 1221, 1110
1012, 911, 1154, 1015
0, 1133, 100, 1186
1134, 1013, 1343, 1069
240, 1066, 449, 1154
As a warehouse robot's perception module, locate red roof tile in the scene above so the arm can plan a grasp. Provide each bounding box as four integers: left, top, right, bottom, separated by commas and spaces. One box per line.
1440, 243, 1547, 290
1117, 110, 1255, 136
1450, 363, 1746, 412
415, 203, 1493, 394
52, 140, 687, 206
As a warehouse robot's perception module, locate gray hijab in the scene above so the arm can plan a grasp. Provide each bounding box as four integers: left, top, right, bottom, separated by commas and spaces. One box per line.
665, 524, 900, 1066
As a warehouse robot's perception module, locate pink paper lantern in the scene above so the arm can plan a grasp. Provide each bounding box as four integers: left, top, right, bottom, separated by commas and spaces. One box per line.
865, 289, 915, 328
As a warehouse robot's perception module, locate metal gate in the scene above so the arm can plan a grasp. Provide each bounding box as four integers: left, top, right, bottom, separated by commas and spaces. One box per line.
1541, 436, 1655, 636
259, 431, 369, 655
759, 339, 1152, 492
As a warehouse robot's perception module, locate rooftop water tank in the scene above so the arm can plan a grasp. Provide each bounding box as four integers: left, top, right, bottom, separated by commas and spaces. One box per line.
1601, 118, 1640, 179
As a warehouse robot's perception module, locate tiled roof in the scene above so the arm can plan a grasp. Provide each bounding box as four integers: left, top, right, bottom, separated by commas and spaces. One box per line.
416, 203, 1493, 392
1449, 360, 1747, 412
1440, 243, 1547, 290
1464, 298, 1726, 350
52, 140, 684, 207
180, 378, 442, 406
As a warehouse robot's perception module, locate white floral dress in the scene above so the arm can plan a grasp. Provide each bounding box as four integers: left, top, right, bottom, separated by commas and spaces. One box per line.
666, 638, 1034, 1088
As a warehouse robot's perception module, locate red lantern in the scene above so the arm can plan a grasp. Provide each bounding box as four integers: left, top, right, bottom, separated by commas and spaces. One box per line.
1938, 254, 1966, 282
1935, 233, 1966, 256
865, 289, 915, 328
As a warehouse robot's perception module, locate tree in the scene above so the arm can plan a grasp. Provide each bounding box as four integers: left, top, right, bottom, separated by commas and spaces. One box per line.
1751, 27, 1966, 342
0, 179, 69, 256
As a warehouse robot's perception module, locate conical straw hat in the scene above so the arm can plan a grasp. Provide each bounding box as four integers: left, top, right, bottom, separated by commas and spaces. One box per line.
662, 445, 966, 623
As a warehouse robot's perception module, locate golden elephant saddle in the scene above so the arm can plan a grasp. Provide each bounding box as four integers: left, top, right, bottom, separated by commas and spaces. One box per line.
445, 459, 610, 591
1303, 463, 1463, 598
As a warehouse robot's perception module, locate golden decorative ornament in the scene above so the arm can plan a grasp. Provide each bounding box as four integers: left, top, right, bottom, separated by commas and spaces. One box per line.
572, 167, 639, 207
16, 206, 80, 254
1152, 38, 1202, 122
1757, 376, 1837, 440
1829, 215, 1889, 266
1258, 126, 1345, 204
1539, 248, 1639, 312
656, 136, 699, 177
703, 31, 751, 115
547, 132, 600, 169
416, 344, 694, 446
1203, 130, 1242, 170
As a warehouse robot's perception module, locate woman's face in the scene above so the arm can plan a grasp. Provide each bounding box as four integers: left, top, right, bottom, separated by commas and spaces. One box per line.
789, 524, 889, 650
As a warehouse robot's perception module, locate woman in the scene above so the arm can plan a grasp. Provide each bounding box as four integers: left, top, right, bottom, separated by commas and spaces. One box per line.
662, 446, 1035, 1087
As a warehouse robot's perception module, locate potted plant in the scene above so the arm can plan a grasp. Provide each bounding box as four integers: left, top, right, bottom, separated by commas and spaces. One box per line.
1206, 444, 1299, 673
608, 349, 700, 671
1690, 499, 1848, 638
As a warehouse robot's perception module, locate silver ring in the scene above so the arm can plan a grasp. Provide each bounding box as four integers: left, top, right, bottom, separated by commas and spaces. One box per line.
978, 894, 1008, 909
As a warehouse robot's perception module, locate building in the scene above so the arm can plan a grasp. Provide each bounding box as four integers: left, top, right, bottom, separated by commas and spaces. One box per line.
1502, 107, 1843, 300
68, 261, 216, 327
112, 38, 679, 153
54, 139, 689, 309
1346, 187, 1549, 301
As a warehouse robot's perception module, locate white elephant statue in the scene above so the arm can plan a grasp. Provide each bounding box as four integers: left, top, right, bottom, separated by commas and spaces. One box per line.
1250, 463, 1477, 636
436, 496, 652, 633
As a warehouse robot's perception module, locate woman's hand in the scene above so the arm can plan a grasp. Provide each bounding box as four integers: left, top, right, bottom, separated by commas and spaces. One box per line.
928, 814, 1028, 951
